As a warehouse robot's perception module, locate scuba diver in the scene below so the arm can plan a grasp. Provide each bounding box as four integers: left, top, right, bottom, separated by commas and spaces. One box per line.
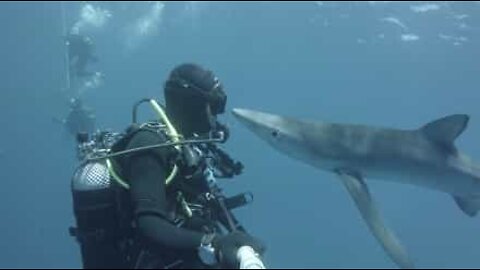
70, 63, 266, 269
62, 97, 96, 138
66, 33, 98, 79
64, 32, 104, 97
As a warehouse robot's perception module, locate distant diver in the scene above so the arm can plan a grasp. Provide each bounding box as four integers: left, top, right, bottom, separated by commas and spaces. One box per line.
62, 97, 96, 137
66, 33, 98, 79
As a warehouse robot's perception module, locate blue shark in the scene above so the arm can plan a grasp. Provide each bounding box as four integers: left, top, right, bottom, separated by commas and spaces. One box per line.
232, 108, 480, 268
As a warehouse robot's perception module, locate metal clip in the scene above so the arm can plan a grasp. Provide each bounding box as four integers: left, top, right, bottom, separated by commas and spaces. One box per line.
205, 192, 215, 201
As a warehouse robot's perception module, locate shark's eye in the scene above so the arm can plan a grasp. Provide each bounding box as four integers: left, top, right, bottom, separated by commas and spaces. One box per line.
271, 129, 279, 138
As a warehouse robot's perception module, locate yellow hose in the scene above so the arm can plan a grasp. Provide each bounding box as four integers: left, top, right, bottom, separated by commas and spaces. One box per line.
149, 99, 181, 185
107, 99, 181, 189
106, 159, 130, 189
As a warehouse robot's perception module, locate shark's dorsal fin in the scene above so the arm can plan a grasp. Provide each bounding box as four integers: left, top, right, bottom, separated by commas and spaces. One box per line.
453, 195, 480, 217
420, 114, 469, 148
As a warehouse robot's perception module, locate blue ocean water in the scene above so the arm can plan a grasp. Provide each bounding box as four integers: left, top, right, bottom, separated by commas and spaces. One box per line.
1, 1, 479, 268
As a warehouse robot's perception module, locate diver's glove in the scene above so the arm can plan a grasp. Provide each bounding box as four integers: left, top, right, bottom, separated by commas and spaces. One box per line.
200, 231, 265, 269
198, 233, 218, 266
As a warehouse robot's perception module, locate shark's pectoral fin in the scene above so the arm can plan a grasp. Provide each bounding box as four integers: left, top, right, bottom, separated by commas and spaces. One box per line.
453, 195, 480, 217
335, 169, 415, 269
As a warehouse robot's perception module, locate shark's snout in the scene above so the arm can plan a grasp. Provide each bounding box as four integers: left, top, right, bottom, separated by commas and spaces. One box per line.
231, 108, 274, 138
231, 108, 285, 130
231, 108, 257, 127
231, 108, 249, 119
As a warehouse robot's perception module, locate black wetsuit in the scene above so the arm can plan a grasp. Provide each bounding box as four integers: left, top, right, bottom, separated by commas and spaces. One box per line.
114, 128, 210, 268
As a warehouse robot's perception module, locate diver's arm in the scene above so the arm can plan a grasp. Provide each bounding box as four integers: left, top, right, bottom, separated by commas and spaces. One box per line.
126, 131, 204, 250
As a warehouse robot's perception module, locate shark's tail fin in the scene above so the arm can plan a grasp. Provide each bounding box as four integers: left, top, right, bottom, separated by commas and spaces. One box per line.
453, 195, 480, 217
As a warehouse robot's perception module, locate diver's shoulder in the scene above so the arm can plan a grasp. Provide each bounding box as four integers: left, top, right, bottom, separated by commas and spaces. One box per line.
124, 124, 169, 150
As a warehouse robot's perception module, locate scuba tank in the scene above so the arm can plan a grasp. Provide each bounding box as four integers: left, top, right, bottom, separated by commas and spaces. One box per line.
70, 131, 132, 269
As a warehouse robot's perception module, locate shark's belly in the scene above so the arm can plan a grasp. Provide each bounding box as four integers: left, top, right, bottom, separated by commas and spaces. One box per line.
343, 158, 480, 197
